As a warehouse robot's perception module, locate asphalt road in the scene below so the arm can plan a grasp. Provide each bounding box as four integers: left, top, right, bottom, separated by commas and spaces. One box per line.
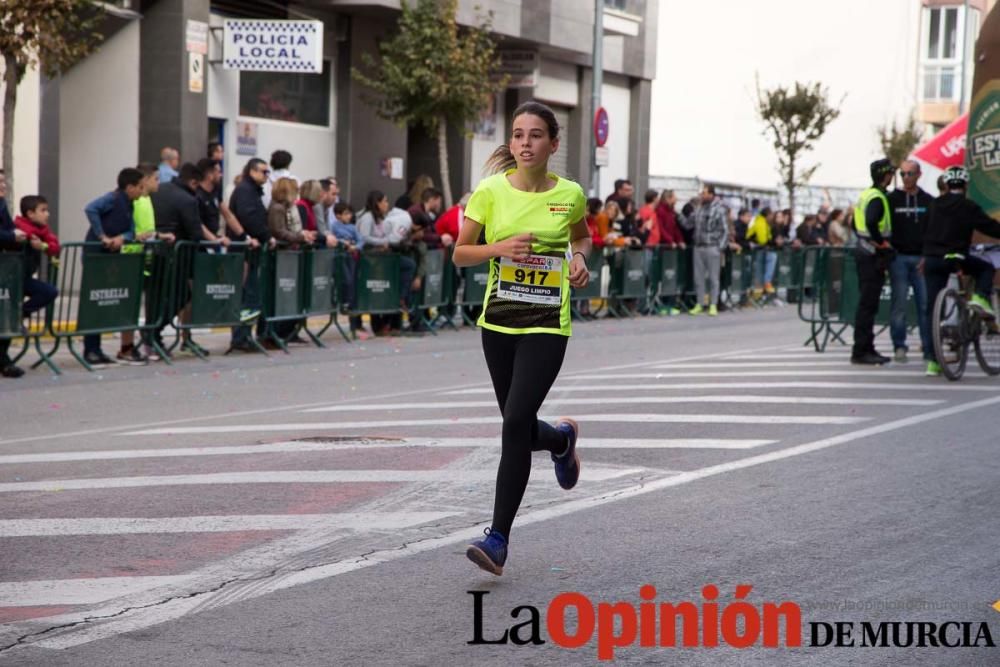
1, 307, 999, 666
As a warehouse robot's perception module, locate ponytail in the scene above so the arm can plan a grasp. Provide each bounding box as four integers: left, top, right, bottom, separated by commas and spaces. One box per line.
484, 144, 517, 175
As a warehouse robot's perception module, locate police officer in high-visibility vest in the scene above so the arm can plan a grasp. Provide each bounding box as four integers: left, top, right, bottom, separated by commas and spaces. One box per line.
851, 158, 895, 365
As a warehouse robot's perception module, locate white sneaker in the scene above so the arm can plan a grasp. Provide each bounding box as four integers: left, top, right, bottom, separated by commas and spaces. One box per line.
893, 348, 908, 363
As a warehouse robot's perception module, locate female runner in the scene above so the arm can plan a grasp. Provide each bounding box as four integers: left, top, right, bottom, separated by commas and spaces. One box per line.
452, 101, 592, 576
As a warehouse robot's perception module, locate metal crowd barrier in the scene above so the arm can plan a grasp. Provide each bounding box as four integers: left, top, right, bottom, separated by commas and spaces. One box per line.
7, 241, 849, 374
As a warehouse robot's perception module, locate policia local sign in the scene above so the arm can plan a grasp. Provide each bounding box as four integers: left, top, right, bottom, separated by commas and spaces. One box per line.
223, 19, 323, 73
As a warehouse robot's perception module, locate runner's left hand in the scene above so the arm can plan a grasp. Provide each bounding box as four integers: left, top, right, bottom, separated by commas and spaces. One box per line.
568, 255, 589, 288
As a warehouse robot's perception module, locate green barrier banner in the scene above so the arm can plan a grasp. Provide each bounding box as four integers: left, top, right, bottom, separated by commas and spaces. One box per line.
612, 249, 645, 298
462, 264, 490, 305
835, 253, 896, 325
76, 253, 144, 331
659, 249, 681, 296
273, 251, 303, 318
357, 253, 401, 313
0, 254, 24, 336
305, 249, 336, 315
776, 249, 794, 288
190, 252, 244, 326
572, 249, 603, 300
825, 250, 846, 318
730, 252, 751, 292
421, 249, 446, 307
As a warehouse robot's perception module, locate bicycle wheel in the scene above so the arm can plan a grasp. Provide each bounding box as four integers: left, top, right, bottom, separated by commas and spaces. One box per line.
932, 287, 968, 381
974, 318, 1000, 375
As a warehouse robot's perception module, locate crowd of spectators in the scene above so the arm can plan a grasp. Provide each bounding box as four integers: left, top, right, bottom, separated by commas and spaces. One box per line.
0, 149, 859, 378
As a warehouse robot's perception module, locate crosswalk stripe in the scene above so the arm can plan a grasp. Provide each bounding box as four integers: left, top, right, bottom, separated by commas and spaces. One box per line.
0, 577, 196, 607
0, 467, 648, 493
0, 438, 778, 464
300, 395, 942, 412
568, 370, 928, 379
0, 512, 460, 537
653, 361, 856, 369
123, 413, 866, 435
450, 381, 1000, 394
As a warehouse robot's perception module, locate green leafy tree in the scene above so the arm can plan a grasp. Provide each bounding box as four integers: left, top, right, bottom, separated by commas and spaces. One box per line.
0, 0, 102, 204
878, 116, 923, 180
756, 78, 843, 218
352, 0, 507, 206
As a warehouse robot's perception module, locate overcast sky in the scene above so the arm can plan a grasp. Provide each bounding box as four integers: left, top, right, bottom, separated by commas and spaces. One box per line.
649, 0, 923, 189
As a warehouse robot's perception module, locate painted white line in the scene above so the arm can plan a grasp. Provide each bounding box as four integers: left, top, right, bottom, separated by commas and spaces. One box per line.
123, 413, 865, 435
0, 577, 196, 607
0, 467, 646, 493
0, 344, 798, 448
653, 361, 855, 369
28, 392, 1000, 651
569, 371, 927, 379
0, 512, 459, 537
301, 395, 942, 413
538, 381, 998, 394
0, 438, 777, 465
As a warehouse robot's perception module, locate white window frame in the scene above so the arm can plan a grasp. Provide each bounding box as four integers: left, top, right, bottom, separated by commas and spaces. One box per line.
919, 5, 978, 104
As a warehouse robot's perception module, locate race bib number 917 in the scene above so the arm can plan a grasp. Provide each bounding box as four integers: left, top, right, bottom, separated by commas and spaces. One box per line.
497, 255, 563, 305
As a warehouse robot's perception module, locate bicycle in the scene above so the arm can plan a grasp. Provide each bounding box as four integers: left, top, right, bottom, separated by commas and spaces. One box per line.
931, 249, 1000, 381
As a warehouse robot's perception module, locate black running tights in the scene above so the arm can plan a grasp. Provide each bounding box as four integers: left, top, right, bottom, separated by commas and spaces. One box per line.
481, 328, 569, 540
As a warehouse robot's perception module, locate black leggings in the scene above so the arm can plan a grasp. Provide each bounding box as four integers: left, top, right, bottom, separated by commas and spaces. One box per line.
481, 328, 569, 540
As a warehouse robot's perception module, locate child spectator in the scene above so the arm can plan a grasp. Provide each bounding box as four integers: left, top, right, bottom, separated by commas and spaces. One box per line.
0, 191, 59, 377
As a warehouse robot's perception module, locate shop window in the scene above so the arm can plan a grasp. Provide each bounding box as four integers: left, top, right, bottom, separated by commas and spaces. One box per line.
239, 60, 331, 126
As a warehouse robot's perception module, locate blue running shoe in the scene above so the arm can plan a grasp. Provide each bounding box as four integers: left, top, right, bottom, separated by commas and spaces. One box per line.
553, 418, 581, 490
466, 527, 507, 576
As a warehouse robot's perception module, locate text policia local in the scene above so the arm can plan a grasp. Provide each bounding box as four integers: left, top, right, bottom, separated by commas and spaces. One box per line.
468, 586, 996, 660
230, 33, 309, 59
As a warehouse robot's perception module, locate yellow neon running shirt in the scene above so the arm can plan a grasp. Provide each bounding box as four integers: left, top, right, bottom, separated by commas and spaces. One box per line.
464, 169, 587, 336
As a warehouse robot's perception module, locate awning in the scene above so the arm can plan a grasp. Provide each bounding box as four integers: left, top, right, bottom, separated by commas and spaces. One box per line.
912, 114, 968, 169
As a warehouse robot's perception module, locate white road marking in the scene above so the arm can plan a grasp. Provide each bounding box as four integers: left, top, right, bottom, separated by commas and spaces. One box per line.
0, 344, 797, 448
0, 577, 197, 607
653, 361, 857, 368
300, 395, 941, 412
25, 393, 1000, 651
0, 512, 459, 538
0, 466, 647, 493
122, 413, 866, 435
0, 438, 777, 465
449, 381, 1000, 394
569, 370, 927, 379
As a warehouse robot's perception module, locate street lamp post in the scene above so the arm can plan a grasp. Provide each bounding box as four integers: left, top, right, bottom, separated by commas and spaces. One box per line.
590, 0, 603, 198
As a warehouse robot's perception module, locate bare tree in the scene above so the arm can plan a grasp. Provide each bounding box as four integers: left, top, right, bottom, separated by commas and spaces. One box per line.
756, 78, 843, 219
352, 0, 507, 207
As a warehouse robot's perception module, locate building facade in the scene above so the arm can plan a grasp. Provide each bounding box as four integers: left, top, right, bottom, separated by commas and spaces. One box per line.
10, 0, 658, 240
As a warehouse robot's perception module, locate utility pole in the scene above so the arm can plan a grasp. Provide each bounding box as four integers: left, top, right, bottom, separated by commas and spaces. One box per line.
590, 0, 603, 197
959, 0, 971, 113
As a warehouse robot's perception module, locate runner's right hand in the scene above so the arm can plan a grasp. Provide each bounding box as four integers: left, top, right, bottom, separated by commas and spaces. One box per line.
495, 234, 534, 262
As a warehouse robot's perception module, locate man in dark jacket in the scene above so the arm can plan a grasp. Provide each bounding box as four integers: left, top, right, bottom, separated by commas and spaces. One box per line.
228, 158, 272, 352
922, 165, 1000, 376
888, 160, 935, 364
80, 168, 144, 367
151, 162, 216, 356
153, 163, 206, 243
